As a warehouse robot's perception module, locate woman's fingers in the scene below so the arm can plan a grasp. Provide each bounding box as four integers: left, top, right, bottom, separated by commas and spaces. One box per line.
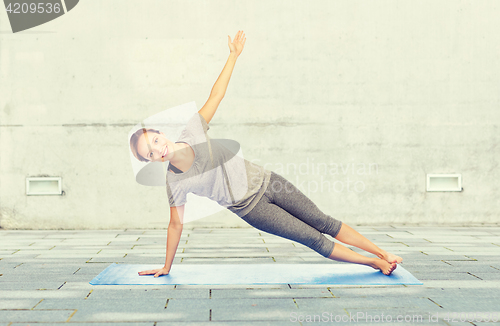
138, 269, 158, 275
138, 267, 169, 277
228, 31, 246, 55
230, 31, 245, 44
234, 30, 244, 42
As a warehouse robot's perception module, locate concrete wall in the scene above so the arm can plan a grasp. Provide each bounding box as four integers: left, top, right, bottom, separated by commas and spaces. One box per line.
1, 0, 499, 229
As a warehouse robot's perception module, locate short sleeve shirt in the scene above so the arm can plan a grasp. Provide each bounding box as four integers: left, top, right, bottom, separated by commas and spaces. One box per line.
166, 113, 271, 217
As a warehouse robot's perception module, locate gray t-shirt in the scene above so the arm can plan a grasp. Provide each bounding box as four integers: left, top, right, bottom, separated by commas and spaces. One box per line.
166, 113, 271, 217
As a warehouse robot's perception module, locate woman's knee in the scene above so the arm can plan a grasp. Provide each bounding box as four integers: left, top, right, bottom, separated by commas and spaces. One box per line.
317, 217, 343, 238
309, 236, 335, 258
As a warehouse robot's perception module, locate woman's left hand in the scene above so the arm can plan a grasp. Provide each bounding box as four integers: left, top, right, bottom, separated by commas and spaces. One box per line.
138, 267, 170, 277
228, 30, 246, 57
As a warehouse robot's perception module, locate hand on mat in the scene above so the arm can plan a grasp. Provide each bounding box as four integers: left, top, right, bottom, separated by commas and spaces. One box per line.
138, 267, 170, 277
228, 30, 246, 57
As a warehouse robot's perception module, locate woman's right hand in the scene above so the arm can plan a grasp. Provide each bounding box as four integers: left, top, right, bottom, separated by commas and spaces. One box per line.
138, 267, 170, 277
228, 30, 246, 57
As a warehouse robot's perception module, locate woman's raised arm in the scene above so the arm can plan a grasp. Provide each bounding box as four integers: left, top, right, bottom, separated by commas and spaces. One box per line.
198, 30, 246, 124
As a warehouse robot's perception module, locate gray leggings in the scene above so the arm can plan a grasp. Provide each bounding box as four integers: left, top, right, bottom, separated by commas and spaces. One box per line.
241, 172, 343, 258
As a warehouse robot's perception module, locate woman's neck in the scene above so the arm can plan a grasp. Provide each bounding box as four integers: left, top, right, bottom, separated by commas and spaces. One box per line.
168, 142, 194, 172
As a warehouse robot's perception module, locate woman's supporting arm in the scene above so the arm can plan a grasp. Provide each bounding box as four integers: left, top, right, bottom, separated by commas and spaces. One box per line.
138, 205, 184, 277
163, 205, 184, 272
198, 30, 246, 124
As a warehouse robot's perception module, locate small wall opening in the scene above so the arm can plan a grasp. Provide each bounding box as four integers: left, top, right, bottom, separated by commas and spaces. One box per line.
426, 174, 462, 192
26, 177, 62, 195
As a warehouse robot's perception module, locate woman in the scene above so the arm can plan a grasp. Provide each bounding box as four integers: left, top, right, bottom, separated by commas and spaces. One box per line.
132, 31, 403, 278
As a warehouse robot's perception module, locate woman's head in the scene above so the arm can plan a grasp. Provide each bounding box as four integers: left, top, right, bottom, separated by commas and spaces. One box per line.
130, 128, 175, 162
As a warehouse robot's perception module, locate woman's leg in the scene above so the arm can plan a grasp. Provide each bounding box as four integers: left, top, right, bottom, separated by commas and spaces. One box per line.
328, 241, 397, 275
266, 172, 402, 264
242, 173, 397, 275
264, 172, 343, 239
241, 190, 336, 259
335, 224, 402, 263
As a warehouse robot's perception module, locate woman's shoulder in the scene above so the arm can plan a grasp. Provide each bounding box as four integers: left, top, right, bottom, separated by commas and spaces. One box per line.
181, 114, 209, 148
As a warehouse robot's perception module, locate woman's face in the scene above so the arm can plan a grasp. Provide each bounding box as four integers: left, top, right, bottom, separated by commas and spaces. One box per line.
136, 131, 175, 162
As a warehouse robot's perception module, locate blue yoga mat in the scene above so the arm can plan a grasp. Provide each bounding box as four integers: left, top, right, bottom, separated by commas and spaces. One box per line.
89, 263, 422, 285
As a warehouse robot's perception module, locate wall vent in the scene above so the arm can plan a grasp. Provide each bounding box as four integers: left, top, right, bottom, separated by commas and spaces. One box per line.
426, 174, 462, 192
26, 177, 62, 195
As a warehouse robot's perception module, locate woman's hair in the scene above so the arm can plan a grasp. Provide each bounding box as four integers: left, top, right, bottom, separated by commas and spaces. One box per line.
129, 128, 161, 162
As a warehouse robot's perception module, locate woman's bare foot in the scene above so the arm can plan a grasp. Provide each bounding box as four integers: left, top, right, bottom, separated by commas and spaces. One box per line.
370, 259, 398, 275
380, 251, 403, 264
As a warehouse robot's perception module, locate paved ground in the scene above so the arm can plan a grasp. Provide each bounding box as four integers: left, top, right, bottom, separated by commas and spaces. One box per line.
1, 225, 500, 325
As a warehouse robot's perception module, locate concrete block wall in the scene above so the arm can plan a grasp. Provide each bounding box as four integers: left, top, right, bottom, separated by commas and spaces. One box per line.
1, 0, 499, 229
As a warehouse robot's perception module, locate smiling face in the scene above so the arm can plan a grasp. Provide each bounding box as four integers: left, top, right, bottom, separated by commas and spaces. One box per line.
136, 130, 176, 162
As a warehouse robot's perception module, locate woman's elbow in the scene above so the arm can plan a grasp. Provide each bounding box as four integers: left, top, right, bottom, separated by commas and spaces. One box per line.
210, 91, 225, 102
169, 222, 183, 231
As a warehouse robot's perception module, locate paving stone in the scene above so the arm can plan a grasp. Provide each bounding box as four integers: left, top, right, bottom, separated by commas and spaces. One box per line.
180, 243, 293, 249
410, 272, 481, 280
0, 281, 66, 290
467, 272, 500, 280
6, 262, 85, 274
0, 288, 92, 299
300, 258, 334, 263
0, 262, 25, 272
85, 256, 127, 263
294, 296, 437, 311
444, 260, 500, 267
410, 254, 477, 261
174, 252, 277, 258
156, 322, 293, 326
428, 295, 500, 312
211, 288, 334, 299
289, 284, 351, 289
330, 286, 495, 299
3, 253, 41, 260
88, 288, 209, 300
179, 257, 275, 264
210, 298, 297, 321
70, 264, 112, 275
272, 257, 306, 263
174, 284, 290, 290
58, 322, 155, 325
69, 308, 194, 322
117, 298, 211, 322
36, 297, 166, 310
404, 264, 499, 274
185, 239, 264, 245
445, 247, 500, 253
422, 280, 498, 289
0, 309, 75, 323
121, 256, 177, 265
59, 240, 114, 246
0, 273, 93, 283
86, 284, 174, 290
0, 298, 42, 309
